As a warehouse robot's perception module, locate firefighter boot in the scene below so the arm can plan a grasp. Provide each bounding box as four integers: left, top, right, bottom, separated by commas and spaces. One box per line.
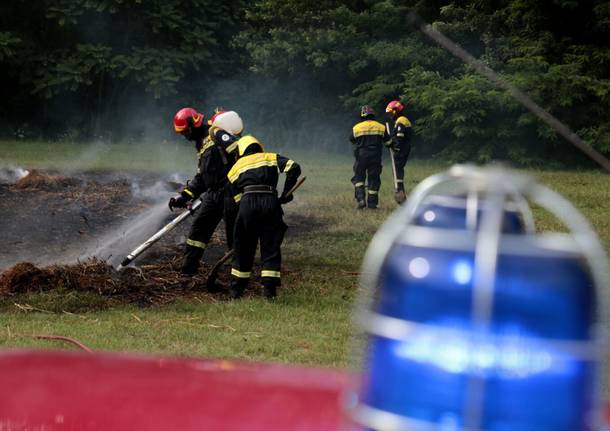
181, 244, 205, 276
367, 190, 379, 209
261, 277, 279, 300
394, 181, 406, 204
355, 185, 366, 209
229, 278, 248, 299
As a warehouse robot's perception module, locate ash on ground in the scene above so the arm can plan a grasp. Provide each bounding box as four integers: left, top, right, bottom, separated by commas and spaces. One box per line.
1, 169, 184, 268
0, 169, 232, 306
0, 169, 309, 307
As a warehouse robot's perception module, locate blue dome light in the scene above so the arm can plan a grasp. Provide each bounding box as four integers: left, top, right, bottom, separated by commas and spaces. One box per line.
346, 165, 608, 431
412, 193, 534, 234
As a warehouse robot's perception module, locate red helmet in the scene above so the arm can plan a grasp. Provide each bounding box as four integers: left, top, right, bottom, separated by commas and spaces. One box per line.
385, 100, 404, 115
208, 107, 225, 126
173, 108, 204, 133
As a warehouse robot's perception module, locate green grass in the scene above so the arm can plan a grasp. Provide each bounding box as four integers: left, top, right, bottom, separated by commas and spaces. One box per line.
1, 139, 609, 369
0, 139, 194, 172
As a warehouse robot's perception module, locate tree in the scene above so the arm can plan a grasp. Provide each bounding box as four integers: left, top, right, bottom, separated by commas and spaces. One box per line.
0, 0, 246, 139
237, 0, 610, 165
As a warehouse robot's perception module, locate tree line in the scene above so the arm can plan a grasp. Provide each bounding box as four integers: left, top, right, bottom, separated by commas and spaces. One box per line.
1, 0, 609, 166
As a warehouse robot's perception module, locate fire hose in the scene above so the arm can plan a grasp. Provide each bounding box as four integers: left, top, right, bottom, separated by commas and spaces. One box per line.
117, 199, 202, 271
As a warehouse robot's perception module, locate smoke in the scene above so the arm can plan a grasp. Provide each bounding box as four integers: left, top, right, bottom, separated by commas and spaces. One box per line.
0, 166, 29, 183
130, 179, 177, 202
71, 139, 112, 165
198, 74, 351, 154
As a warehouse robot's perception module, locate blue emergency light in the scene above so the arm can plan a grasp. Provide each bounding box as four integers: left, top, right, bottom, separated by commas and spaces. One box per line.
412, 193, 533, 234
346, 165, 608, 431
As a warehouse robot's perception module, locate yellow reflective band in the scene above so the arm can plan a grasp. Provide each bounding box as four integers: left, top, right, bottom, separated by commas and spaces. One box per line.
396, 116, 412, 127
226, 142, 238, 153
354, 182, 365, 187
284, 159, 294, 172
227, 153, 278, 183
368, 190, 378, 195
234, 193, 242, 202
183, 188, 194, 198
396, 133, 405, 137
186, 239, 206, 249
198, 137, 214, 156
231, 268, 251, 278
199, 140, 215, 156
261, 270, 281, 278
353, 120, 386, 138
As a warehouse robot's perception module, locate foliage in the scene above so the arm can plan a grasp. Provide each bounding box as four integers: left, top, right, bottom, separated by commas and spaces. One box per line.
0, 32, 21, 61
0, 0, 245, 138
238, 0, 610, 166
1, 0, 609, 166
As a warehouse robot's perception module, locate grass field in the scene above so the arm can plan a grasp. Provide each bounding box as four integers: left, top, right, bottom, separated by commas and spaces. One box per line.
1, 139, 609, 369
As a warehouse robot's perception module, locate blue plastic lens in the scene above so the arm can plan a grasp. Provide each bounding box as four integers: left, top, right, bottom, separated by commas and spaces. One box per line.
412, 198, 526, 233
360, 243, 598, 430
376, 245, 595, 340
362, 334, 595, 430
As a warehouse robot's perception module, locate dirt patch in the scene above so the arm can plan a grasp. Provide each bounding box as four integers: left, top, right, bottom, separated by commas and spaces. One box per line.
0, 169, 176, 269
0, 168, 253, 308
284, 211, 325, 235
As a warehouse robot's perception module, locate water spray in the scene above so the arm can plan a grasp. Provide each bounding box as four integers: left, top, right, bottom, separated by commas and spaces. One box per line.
116, 199, 202, 271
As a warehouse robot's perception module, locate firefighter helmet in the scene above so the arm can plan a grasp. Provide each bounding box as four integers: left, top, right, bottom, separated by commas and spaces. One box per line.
208, 107, 225, 125
360, 105, 375, 119
237, 135, 264, 156
385, 100, 405, 115
173, 108, 204, 133
212, 111, 244, 135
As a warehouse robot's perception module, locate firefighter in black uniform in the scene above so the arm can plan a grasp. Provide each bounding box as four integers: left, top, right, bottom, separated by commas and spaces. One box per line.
169, 108, 243, 275
227, 135, 301, 299
385, 100, 413, 204
350, 105, 390, 209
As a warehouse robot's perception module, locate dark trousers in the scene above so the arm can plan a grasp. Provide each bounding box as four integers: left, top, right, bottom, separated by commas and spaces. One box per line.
393, 144, 411, 191
351, 148, 382, 207
182, 185, 237, 275
231, 193, 287, 297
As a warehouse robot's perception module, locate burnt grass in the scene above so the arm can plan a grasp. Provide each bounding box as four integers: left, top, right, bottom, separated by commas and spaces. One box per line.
0, 169, 234, 311
0, 255, 229, 311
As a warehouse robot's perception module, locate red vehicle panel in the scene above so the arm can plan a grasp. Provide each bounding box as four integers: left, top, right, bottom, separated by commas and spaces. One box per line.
0, 350, 348, 430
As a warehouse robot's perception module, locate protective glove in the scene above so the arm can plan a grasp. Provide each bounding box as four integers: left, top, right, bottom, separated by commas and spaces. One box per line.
168, 195, 189, 211
385, 141, 399, 152
279, 194, 293, 205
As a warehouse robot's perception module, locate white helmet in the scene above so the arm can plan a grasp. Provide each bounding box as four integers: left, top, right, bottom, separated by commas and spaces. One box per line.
211, 111, 243, 135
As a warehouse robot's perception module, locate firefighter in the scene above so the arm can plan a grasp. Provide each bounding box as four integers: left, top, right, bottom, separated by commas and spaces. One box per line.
227, 135, 301, 299
350, 105, 390, 209
385, 100, 413, 204
169, 108, 243, 276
